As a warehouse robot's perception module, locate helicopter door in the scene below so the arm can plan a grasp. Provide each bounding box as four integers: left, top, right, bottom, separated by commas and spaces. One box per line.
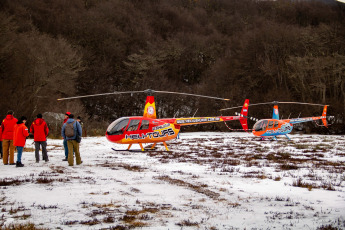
139, 119, 150, 130
126, 119, 141, 131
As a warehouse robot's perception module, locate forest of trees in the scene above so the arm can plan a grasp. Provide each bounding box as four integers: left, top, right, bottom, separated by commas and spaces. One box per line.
0, 0, 344, 135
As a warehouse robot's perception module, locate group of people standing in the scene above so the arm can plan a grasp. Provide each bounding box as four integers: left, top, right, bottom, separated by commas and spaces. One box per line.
1, 111, 83, 167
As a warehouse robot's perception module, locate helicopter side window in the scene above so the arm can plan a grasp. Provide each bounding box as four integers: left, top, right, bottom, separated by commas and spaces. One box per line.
140, 120, 150, 130
268, 121, 274, 129
107, 118, 129, 135
254, 121, 263, 131
274, 121, 279, 128
254, 120, 268, 132
127, 119, 140, 131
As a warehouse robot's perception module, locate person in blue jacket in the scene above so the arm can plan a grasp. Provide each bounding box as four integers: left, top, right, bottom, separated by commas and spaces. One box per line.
61, 114, 82, 166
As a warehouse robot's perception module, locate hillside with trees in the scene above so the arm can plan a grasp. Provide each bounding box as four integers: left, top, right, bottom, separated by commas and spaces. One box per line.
0, 0, 344, 134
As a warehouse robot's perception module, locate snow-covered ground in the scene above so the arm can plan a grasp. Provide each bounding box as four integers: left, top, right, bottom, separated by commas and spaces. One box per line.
0, 132, 344, 229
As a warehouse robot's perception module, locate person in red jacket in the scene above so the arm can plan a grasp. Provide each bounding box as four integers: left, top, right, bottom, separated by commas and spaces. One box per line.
1, 110, 18, 165
0, 120, 2, 159
13, 116, 29, 167
30, 114, 49, 162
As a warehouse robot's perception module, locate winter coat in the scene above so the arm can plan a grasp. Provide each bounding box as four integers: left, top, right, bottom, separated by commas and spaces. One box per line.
13, 123, 29, 147
1, 115, 18, 140
61, 118, 82, 141
30, 118, 49, 142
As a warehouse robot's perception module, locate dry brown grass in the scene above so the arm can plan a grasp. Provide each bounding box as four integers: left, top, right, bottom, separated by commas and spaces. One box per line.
155, 175, 220, 199
1, 223, 48, 230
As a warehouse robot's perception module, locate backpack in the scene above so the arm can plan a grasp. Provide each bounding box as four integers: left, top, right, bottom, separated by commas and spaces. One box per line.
65, 121, 76, 138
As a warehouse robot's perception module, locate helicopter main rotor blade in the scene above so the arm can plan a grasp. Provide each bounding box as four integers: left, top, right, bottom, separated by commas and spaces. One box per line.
153, 90, 230, 101
220, 101, 329, 111
58, 89, 230, 101
278, 102, 328, 106
57, 91, 145, 101
220, 102, 269, 111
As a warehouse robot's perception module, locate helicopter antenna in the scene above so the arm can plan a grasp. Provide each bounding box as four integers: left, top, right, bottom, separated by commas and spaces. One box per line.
173, 110, 179, 118
192, 108, 199, 117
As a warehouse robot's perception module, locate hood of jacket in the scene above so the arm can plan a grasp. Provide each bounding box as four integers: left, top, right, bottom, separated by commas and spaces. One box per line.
5, 115, 14, 121
66, 118, 75, 124
34, 118, 44, 126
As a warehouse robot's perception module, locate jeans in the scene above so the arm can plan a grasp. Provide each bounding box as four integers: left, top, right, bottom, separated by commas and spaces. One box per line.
17, 146, 23, 163
63, 139, 68, 159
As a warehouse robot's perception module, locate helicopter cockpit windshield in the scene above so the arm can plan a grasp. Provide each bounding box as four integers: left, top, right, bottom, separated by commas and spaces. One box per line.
107, 117, 129, 135
253, 120, 268, 132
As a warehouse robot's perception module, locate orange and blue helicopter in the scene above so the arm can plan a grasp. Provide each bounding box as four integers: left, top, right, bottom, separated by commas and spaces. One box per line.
221, 101, 331, 140
58, 89, 249, 151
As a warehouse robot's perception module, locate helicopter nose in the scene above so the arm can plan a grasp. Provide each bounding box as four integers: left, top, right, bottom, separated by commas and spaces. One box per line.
252, 130, 259, 136
105, 132, 123, 143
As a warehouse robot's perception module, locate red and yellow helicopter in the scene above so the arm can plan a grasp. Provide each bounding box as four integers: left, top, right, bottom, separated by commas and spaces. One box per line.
58, 89, 249, 151
221, 101, 330, 140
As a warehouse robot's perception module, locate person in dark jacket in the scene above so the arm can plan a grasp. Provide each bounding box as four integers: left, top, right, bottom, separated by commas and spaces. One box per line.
30, 114, 49, 162
61, 114, 82, 166
1, 110, 18, 165
13, 116, 29, 167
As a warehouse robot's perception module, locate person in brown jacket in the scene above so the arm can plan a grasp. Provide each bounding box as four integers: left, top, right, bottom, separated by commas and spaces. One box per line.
1, 110, 18, 165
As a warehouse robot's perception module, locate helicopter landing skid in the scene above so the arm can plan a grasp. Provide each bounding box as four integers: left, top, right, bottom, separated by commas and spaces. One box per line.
111, 148, 142, 152
111, 148, 171, 153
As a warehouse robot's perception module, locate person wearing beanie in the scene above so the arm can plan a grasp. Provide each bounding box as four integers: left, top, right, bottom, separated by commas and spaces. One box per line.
30, 114, 49, 163
61, 114, 82, 166
62, 112, 71, 161
13, 116, 29, 167
77, 116, 85, 137
1, 110, 18, 165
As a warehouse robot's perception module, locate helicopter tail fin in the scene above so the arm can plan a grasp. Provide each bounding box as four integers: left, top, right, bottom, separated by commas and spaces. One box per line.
321, 105, 328, 127
239, 99, 249, 131
143, 96, 157, 119
272, 104, 279, 120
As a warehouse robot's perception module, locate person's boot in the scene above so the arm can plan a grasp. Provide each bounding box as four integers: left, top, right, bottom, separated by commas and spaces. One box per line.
16, 161, 24, 167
